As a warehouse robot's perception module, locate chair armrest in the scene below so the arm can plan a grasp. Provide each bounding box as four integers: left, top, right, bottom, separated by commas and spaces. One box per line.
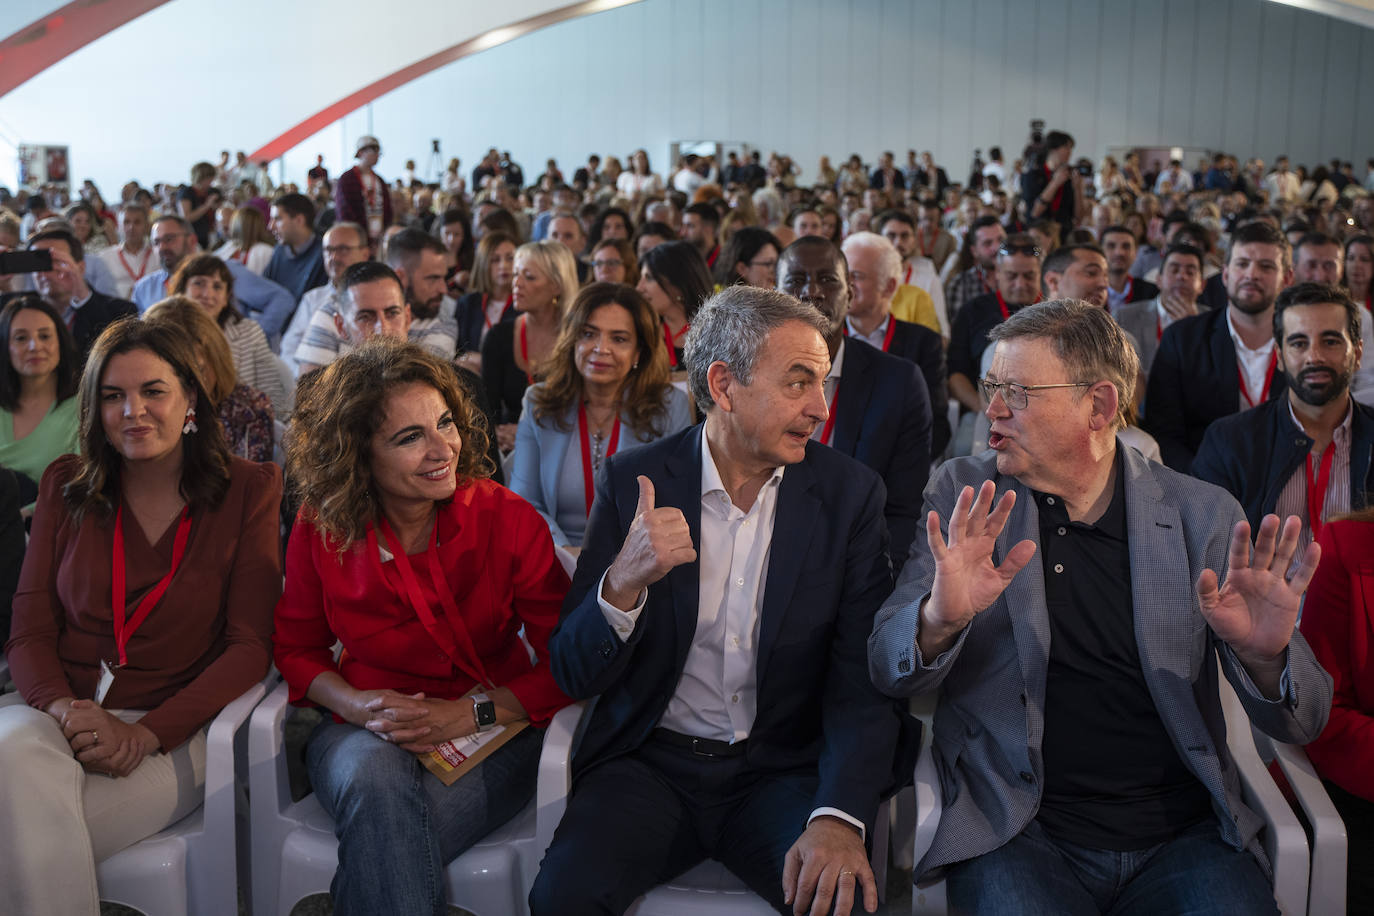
1256, 734, 1348, 916
910, 692, 942, 880
1218, 671, 1308, 916
248, 679, 295, 820
536, 700, 591, 856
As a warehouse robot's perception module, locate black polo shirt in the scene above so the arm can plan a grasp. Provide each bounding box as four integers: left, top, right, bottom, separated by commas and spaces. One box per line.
947, 292, 1019, 382
1035, 461, 1212, 850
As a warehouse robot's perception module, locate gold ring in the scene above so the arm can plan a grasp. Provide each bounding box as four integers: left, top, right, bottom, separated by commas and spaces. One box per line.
840, 870, 855, 878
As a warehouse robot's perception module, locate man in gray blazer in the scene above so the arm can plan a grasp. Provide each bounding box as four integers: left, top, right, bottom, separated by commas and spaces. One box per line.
1114, 242, 1208, 376
869, 299, 1332, 915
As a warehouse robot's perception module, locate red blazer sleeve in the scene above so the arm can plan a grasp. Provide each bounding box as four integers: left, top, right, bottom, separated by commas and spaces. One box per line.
6, 457, 81, 710
497, 493, 572, 725
137, 460, 282, 749
273, 512, 343, 704
1300, 519, 1374, 799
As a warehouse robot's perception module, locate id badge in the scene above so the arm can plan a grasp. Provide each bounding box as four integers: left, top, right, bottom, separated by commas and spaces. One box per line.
94, 660, 116, 706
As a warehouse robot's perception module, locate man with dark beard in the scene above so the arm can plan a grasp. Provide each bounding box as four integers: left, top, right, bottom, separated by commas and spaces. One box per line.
383, 227, 459, 359
1193, 283, 1374, 549
1145, 221, 1292, 470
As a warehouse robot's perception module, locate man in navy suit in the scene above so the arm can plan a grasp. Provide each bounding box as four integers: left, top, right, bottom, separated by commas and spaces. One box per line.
532, 286, 915, 916
779, 236, 932, 567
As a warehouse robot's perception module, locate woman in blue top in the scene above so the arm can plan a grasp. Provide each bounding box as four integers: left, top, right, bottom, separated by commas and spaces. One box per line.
510, 282, 691, 550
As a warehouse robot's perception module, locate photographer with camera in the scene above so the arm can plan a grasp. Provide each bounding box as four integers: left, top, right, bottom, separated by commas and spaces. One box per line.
1021, 129, 1082, 238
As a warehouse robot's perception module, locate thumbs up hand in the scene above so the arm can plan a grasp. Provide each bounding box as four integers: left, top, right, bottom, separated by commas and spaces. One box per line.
602, 476, 697, 610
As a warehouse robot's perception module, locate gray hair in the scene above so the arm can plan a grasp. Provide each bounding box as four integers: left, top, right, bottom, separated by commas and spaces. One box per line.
840, 231, 902, 287
988, 298, 1139, 432
684, 285, 829, 415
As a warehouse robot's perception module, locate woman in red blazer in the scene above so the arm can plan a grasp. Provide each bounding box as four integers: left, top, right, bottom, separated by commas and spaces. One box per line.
275, 335, 570, 916
1300, 510, 1374, 913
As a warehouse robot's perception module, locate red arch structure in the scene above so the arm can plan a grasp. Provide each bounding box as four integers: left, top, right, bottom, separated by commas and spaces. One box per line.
247, 0, 639, 163
0, 0, 170, 98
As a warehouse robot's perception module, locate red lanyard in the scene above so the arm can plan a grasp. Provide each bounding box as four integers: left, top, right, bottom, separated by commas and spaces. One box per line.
903, 264, 913, 285
483, 293, 513, 331
1307, 445, 1335, 542
372, 517, 493, 689
1121, 277, 1133, 301
842, 318, 896, 353
663, 320, 688, 368
977, 267, 993, 295
230, 248, 249, 265
518, 316, 534, 384
1237, 349, 1278, 409
706, 245, 719, 268
116, 247, 152, 283
1156, 314, 1163, 342
111, 505, 192, 667
1043, 166, 1065, 211
996, 290, 1012, 320
578, 403, 621, 515
361, 171, 377, 209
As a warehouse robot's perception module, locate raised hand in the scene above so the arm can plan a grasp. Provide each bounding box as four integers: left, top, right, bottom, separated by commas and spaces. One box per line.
603, 475, 696, 610
1196, 514, 1320, 665
920, 481, 1037, 657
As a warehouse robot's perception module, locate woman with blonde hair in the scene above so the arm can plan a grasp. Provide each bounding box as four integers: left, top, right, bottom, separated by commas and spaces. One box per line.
481, 240, 578, 451
510, 283, 690, 549
214, 206, 275, 275
144, 296, 273, 463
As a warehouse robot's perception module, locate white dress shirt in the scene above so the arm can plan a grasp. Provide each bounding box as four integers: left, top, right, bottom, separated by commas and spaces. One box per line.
98, 243, 156, 301
596, 430, 865, 836
845, 315, 890, 352
1226, 309, 1277, 410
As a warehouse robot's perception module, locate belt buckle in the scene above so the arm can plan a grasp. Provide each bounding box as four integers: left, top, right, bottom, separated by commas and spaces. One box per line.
689, 737, 717, 758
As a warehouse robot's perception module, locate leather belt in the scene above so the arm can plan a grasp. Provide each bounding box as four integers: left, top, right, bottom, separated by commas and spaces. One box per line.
651, 728, 748, 758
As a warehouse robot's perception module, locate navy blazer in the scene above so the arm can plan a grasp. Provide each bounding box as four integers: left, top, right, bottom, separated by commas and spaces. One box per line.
830, 338, 932, 567
1192, 395, 1374, 530
549, 423, 917, 835
454, 291, 515, 354
1144, 306, 1287, 472
884, 320, 951, 458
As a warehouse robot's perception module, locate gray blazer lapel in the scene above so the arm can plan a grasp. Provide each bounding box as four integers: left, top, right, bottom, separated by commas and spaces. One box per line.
1122, 447, 1218, 774
995, 475, 1050, 709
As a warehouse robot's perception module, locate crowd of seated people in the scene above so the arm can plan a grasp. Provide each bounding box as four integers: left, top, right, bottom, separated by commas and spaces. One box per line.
0, 130, 1371, 914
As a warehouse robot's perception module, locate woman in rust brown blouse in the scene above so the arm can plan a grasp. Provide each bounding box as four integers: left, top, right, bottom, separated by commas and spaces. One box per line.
0, 317, 282, 915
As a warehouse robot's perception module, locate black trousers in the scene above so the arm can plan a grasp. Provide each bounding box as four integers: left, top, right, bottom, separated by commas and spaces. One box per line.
529, 734, 820, 916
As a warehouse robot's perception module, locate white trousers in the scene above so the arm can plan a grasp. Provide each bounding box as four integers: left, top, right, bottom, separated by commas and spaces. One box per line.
0, 693, 206, 916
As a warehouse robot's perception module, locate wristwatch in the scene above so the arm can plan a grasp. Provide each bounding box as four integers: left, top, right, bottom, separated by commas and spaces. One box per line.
471, 693, 497, 733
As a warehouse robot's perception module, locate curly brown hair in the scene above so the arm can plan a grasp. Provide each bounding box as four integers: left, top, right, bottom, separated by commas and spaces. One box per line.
529, 282, 672, 442
287, 337, 494, 549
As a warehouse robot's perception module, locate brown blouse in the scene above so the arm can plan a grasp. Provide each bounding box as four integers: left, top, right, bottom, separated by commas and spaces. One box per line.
6, 454, 283, 750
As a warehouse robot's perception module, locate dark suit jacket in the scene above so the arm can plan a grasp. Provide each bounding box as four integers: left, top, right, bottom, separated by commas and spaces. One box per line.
1199, 273, 1229, 312
548, 424, 917, 835
1144, 307, 1287, 472
454, 292, 515, 354
72, 290, 137, 358
885, 319, 951, 458
830, 338, 932, 567
1192, 395, 1374, 530
0, 468, 24, 645
1124, 277, 1159, 303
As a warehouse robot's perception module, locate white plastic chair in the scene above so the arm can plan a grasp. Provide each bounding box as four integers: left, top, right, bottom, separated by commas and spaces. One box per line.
0, 652, 10, 692
910, 668, 1311, 915
1251, 729, 1348, 915
539, 702, 889, 916
94, 676, 270, 916
248, 682, 585, 916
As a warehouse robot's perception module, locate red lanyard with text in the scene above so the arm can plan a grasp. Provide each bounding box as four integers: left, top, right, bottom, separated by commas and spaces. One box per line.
111, 505, 192, 667
1237, 350, 1278, 409
578, 403, 621, 515
117, 247, 152, 284
372, 518, 493, 689
903, 264, 913, 285
1306, 445, 1335, 542
843, 319, 896, 353
819, 382, 839, 445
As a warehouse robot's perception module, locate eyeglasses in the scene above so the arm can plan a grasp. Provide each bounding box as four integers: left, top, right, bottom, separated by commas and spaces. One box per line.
324, 245, 362, 256
979, 378, 1090, 410
748, 258, 778, 270
998, 243, 1042, 258
592, 258, 623, 270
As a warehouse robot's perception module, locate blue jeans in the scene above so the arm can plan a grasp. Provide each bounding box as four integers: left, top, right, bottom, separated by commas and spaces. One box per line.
945, 818, 1278, 916
306, 719, 543, 916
